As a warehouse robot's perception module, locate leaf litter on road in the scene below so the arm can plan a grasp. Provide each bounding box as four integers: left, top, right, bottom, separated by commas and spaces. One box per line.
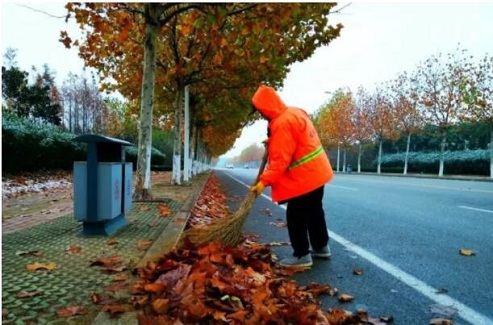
84, 172, 392, 324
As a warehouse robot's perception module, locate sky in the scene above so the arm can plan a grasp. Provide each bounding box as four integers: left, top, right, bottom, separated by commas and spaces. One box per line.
2, 1, 493, 158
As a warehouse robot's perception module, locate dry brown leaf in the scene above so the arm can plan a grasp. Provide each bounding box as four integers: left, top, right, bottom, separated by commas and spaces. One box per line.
144, 283, 167, 293
151, 298, 170, 314
103, 265, 128, 273
106, 238, 118, 245
112, 275, 130, 282
90, 256, 122, 267
353, 268, 363, 275
269, 221, 287, 228
100, 304, 134, 314
137, 240, 153, 249
57, 305, 88, 318
16, 291, 42, 299
65, 245, 82, 254
158, 203, 173, 217
104, 282, 128, 292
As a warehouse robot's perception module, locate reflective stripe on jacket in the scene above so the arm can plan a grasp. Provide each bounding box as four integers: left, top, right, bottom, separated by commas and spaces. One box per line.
252, 85, 334, 202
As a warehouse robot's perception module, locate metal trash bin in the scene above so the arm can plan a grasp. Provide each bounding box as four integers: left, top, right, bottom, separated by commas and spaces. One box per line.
346, 164, 352, 173
73, 134, 133, 236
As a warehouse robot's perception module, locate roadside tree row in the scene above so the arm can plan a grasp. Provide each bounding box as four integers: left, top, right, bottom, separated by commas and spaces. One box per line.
314, 47, 493, 178
62, 3, 344, 198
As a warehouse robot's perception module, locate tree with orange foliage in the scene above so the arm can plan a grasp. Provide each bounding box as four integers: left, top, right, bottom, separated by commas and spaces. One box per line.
368, 86, 400, 174
460, 53, 493, 178
316, 88, 354, 172
62, 3, 343, 197
415, 47, 476, 177
352, 87, 374, 173
387, 71, 424, 174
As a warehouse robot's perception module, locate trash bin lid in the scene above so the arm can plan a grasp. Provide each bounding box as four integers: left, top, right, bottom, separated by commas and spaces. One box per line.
73, 134, 133, 146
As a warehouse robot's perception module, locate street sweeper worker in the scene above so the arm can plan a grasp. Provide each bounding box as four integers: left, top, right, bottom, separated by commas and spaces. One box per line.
249, 84, 334, 268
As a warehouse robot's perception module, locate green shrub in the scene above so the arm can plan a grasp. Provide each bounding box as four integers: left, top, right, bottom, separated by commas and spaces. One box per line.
377, 150, 491, 175
2, 115, 168, 174
125, 146, 168, 170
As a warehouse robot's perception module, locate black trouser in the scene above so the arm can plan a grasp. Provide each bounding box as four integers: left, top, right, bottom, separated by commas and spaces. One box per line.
285, 186, 329, 257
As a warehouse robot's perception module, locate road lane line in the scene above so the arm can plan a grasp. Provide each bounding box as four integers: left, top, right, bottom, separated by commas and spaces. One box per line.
327, 185, 359, 191
224, 174, 492, 325
325, 232, 493, 325
339, 177, 493, 194
459, 205, 493, 214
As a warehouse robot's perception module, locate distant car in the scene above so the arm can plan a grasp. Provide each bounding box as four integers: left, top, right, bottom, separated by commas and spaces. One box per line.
226, 164, 234, 169
243, 164, 249, 169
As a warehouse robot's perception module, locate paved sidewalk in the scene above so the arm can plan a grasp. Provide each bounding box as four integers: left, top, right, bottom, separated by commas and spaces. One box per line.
1, 173, 210, 325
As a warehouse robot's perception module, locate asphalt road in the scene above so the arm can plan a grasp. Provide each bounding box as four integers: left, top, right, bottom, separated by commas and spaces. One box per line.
214, 168, 493, 325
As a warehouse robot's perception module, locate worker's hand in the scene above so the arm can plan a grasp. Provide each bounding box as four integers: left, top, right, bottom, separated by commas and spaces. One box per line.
250, 181, 265, 197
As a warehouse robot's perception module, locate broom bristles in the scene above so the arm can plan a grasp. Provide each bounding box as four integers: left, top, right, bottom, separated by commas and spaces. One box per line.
186, 149, 268, 247
185, 190, 257, 247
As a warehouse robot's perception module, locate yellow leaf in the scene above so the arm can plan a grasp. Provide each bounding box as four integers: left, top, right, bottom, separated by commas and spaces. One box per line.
430, 318, 453, 325
26, 262, 57, 272
459, 249, 475, 256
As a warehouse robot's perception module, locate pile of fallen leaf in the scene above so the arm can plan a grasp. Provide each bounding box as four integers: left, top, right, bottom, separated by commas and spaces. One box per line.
132, 240, 367, 324
2, 170, 73, 199
187, 173, 231, 228
83, 172, 390, 324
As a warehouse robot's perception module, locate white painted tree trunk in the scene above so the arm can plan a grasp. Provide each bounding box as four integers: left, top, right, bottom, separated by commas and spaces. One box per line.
134, 4, 158, 200
357, 142, 362, 173
377, 140, 383, 174
343, 150, 347, 173
172, 89, 183, 185
183, 85, 190, 182
336, 144, 340, 172
439, 135, 446, 177
489, 123, 493, 178
404, 133, 411, 175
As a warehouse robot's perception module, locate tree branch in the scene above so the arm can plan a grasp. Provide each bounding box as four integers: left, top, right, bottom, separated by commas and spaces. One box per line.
16, 4, 65, 19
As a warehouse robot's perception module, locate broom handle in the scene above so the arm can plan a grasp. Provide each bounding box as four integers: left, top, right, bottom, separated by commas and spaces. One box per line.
252, 147, 268, 185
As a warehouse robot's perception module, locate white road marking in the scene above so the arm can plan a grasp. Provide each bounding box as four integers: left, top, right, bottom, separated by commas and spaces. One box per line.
459, 205, 493, 214
340, 177, 493, 194
224, 173, 492, 325
327, 184, 359, 191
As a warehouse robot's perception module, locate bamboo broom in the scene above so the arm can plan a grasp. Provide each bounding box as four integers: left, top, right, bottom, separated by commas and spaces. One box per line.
185, 150, 268, 247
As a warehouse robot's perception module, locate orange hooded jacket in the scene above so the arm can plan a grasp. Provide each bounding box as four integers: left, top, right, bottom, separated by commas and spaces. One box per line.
252, 85, 334, 202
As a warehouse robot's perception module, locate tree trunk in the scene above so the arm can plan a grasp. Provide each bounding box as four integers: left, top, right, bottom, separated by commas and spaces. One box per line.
133, 4, 159, 200
172, 88, 184, 185
490, 121, 493, 178
183, 85, 191, 182
336, 143, 340, 172
343, 149, 347, 173
358, 142, 362, 173
377, 140, 383, 174
439, 134, 446, 177
404, 133, 411, 175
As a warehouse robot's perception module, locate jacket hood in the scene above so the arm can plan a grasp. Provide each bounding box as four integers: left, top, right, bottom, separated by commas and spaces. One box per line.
251, 85, 287, 120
